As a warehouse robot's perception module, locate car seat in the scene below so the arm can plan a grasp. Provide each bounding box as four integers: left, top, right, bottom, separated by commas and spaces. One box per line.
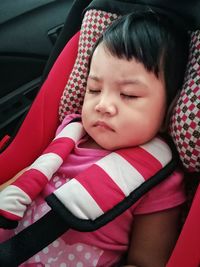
0, 0, 199, 266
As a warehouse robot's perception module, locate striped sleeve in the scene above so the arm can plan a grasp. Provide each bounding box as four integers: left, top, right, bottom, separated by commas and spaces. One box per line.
0, 120, 85, 222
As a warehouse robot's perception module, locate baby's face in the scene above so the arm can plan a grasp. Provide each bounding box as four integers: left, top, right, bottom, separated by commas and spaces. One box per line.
82, 43, 167, 150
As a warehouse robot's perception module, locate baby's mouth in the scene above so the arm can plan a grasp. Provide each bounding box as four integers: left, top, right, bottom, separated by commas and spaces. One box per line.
94, 121, 115, 132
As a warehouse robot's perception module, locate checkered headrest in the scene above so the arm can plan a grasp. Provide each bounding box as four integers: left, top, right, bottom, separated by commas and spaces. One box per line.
170, 30, 200, 172
59, 9, 200, 172
59, 10, 119, 119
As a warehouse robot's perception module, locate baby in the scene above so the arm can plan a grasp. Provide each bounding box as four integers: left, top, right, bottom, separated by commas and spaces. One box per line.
0, 10, 189, 267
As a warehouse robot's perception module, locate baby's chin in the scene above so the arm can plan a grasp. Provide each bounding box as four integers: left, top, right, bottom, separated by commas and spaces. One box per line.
97, 140, 149, 151
93, 135, 149, 151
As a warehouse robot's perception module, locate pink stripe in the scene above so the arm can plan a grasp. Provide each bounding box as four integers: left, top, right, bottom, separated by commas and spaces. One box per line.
0, 209, 21, 220
43, 137, 75, 160
76, 164, 125, 212
12, 169, 48, 200
117, 147, 162, 180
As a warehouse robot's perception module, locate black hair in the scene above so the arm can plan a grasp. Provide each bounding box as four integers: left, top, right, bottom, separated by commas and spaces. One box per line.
92, 11, 190, 106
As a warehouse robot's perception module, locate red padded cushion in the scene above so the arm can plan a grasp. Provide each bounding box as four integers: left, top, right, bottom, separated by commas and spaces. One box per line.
0, 32, 80, 183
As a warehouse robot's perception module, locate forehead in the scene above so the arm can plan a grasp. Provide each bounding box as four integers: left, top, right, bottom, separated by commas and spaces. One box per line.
90, 44, 159, 81
90, 43, 137, 75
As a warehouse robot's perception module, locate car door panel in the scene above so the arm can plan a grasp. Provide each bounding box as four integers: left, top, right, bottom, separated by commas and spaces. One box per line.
0, 0, 73, 139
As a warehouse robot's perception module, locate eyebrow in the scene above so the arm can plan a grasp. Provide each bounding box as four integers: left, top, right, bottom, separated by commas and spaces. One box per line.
117, 79, 146, 86
88, 75, 148, 89
87, 75, 101, 82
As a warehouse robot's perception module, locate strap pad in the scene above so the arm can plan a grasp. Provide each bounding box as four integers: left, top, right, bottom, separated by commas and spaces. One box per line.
46, 137, 178, 231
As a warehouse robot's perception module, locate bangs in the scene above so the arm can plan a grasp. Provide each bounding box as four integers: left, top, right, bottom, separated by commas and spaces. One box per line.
102, 12, 170, 77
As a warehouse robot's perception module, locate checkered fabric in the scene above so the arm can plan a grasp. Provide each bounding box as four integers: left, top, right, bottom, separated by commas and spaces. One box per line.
59, 9, 200, 172
170, 30, 200, 172
59, 9, 119, 121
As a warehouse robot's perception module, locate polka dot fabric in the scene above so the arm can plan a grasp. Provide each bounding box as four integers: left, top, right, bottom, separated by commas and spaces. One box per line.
59, 9, 200, 172
28, 242, 103, 267
59, 9, 119, 121
170, 30, 200, 172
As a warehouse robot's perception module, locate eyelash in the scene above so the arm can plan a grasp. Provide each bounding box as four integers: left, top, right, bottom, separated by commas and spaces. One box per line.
87, 88, 138, 99
87, 88, 101, 94
120, 93, 137, 99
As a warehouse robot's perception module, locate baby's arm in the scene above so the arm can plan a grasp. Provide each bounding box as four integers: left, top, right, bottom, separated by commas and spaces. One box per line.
125, 207, 181, 267
0, 119, 85, 229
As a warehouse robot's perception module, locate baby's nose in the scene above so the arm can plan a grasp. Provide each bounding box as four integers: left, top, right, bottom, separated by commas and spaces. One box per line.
95, 97, 117, 115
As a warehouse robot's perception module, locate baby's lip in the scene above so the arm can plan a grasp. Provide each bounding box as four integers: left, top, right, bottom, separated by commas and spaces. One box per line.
94, 120, 115, 131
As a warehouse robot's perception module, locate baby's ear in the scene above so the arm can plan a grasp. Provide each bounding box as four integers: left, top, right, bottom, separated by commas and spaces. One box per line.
160, 92, 181, 133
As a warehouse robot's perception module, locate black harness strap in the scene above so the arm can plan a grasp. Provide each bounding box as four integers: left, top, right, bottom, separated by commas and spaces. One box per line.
0, 210, 69, 267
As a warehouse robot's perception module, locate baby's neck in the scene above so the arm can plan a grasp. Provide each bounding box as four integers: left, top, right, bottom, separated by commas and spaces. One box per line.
79, 136, 103, 150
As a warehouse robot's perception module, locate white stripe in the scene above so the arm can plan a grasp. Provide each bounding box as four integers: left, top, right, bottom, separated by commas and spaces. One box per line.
28, 153, 63, 179
54, 179, 104, 220
141, 137, 172, 166
55, 122, 85, 142
96, 153, 145, 196
0, 185, 31, 217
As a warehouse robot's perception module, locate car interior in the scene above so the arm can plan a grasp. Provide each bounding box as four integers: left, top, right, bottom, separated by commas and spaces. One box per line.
0, 0, 74, 140
0, 0, 199, 266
